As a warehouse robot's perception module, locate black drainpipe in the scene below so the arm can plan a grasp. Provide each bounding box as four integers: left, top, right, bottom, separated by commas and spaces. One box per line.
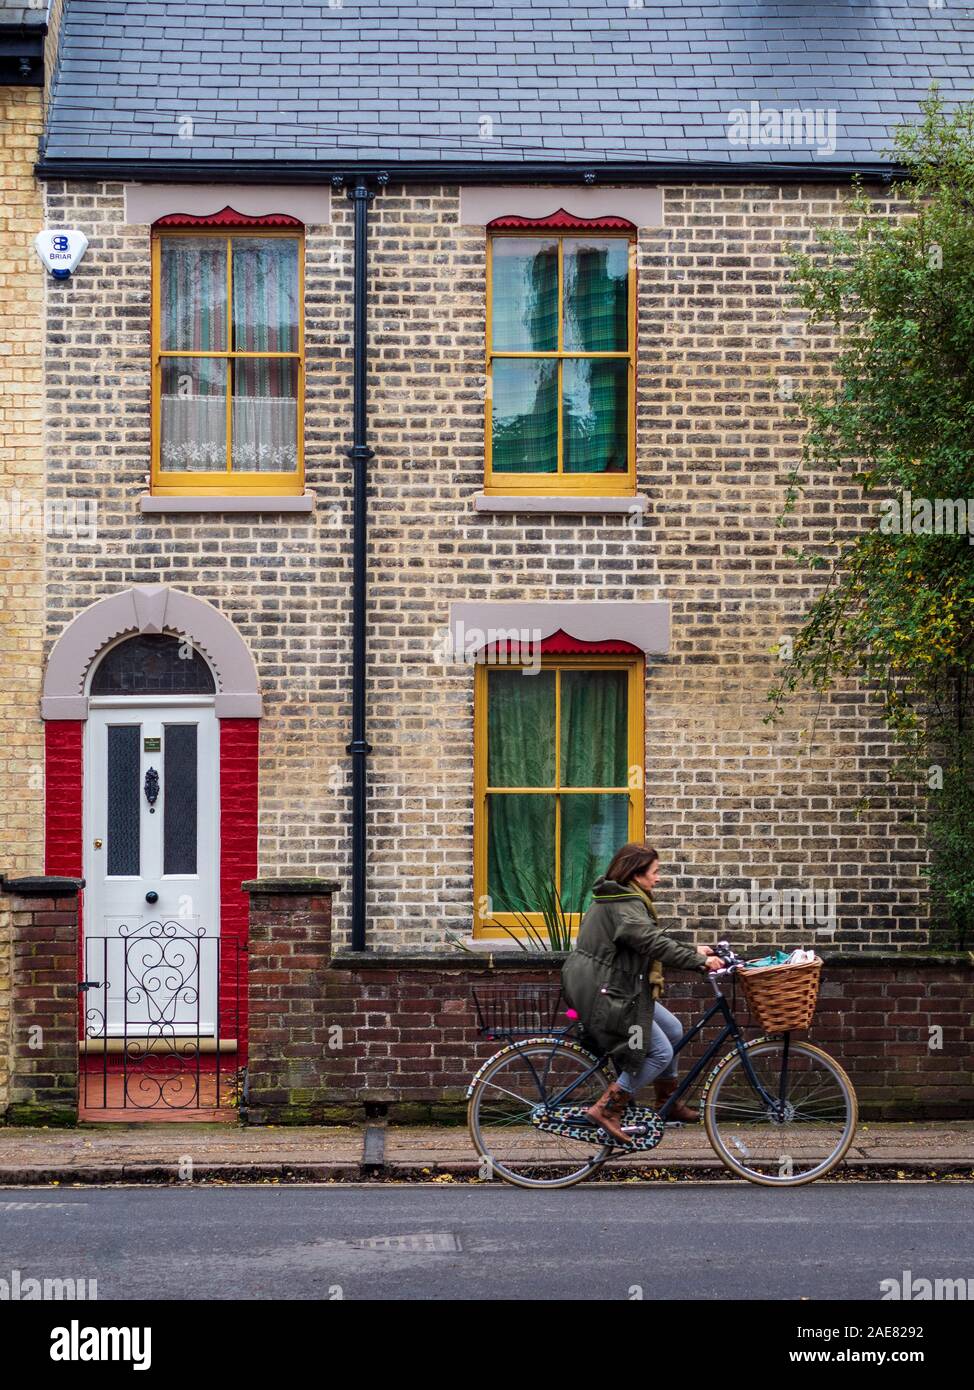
345, 175, 380, 952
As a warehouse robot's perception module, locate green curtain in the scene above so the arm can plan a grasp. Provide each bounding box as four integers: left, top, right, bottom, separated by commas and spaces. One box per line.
563, 239, 629, 351
486, 669, 630, 915
491, 238, 558, 351
487, 793, 554, 914
563, 358, 628, 474
560, 669, 628, 785
559, 669, 629, 912
561, 794, 631, 912
486, 669, 554, 912
491, 359, 558, 473
487, 670, 555, 785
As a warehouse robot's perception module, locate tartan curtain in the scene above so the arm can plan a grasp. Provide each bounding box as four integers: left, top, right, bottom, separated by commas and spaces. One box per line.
490, 236, 629, 476
563, 239, 629, 351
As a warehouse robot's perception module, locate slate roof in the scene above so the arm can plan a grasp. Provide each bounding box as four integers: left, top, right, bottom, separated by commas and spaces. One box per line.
41, 1, 974, 170
0, 1, 47, 26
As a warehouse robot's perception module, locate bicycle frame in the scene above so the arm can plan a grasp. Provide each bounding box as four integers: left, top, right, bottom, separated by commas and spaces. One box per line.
509, 977, 787, 1121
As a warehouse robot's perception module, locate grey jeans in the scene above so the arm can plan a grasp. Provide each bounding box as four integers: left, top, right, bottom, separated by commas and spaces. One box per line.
616, 1003, 684, 1094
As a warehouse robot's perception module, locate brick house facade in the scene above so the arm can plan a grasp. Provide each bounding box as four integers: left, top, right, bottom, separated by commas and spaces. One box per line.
2, 2, 973, 1122
37, 176, 925, 951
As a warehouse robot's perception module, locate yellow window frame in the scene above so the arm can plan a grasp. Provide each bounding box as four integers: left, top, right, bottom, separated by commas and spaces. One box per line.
485, 230, 637, 497
473, 653, 645, 938
151, 228, 305, 496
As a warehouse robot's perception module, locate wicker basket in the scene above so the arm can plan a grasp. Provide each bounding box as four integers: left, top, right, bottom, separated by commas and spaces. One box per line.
736, 956, 823, 1032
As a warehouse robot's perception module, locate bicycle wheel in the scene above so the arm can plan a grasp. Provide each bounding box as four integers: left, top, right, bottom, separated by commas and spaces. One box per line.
467, 1038, 614, 1190
702, 1038, 857, 1187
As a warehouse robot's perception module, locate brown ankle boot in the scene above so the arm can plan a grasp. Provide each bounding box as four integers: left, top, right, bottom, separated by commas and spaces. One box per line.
654, 1075, 698, 1123
584, 1082, 634, 1146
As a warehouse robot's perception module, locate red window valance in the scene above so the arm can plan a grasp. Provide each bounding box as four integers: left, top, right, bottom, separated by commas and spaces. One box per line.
154, 207, 303, 228
481, 629, 641, 660
487, 210, 636, 232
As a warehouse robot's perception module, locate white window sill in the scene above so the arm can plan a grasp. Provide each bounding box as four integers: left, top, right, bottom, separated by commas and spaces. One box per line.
474, 492, 647, 515
139, 492, 315, 514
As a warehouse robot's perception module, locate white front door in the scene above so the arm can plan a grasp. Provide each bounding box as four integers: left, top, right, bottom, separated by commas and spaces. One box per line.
84, 700, 220, 1037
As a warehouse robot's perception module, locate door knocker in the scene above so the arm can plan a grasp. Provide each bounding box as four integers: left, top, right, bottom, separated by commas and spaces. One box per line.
144, 766, 159, 813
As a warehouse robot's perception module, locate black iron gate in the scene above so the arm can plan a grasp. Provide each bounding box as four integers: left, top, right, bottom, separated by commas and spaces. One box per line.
80, 919, 241, 1112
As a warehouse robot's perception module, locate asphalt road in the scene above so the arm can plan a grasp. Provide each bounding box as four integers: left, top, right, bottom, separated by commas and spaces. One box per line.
0, 1183, 971, 1302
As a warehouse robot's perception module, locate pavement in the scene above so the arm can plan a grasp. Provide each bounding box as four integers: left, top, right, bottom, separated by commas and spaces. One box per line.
0, 1120, 972, 1185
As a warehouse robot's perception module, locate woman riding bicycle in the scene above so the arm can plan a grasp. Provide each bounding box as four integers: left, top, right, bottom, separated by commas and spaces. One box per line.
561, 841, 723, 1145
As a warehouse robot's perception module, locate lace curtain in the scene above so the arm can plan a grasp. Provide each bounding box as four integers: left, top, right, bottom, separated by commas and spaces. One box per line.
160, 236, 299, 474
161, 394, 298, 472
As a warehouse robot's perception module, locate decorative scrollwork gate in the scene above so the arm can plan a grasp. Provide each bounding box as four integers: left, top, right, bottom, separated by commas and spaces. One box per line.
80, 919, 240, 1112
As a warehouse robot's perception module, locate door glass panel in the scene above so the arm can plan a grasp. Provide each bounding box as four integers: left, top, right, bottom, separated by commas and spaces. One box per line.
107, 726, 141, 876
164, 724, 198, 876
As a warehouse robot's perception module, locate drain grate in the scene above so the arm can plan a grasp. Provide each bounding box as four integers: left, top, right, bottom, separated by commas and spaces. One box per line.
347, 1232, 461, 1253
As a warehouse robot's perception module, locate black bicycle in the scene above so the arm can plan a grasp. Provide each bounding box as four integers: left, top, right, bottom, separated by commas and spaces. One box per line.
466, 947, 858, 1189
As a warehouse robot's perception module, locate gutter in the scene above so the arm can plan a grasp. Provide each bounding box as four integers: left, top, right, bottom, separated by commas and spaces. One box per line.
34, 157, 905, 187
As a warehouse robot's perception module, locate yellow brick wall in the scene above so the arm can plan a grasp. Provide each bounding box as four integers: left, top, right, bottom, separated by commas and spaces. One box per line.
41, 179, 928, 954
0, 87, 46, 1114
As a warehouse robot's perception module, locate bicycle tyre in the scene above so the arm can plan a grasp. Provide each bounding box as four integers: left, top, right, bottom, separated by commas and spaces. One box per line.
702, 1038, 858, 1187
467, 1037, 614, 1190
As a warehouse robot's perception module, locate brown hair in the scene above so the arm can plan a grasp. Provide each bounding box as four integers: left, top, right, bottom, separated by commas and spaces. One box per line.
604, 842, 659, 886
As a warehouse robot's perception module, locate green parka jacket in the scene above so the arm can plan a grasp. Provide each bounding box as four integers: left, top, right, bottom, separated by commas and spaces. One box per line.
561, 877, 709, 1073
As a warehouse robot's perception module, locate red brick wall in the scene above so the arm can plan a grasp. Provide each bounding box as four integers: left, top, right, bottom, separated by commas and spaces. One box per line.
220, 719, 259, 1060
243, 882, 974, 1123
245, 883, 336, 1118
319, 965, 972, 1121
7, 890, 80, 1124
44, 721, 83, 878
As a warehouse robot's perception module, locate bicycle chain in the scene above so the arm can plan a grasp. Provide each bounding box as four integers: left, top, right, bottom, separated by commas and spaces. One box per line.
532, 1103, 666, 1151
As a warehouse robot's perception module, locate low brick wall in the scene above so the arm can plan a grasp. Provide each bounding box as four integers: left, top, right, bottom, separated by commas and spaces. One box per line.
0, 876, 82, 1125
242, 880, 974, 1124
